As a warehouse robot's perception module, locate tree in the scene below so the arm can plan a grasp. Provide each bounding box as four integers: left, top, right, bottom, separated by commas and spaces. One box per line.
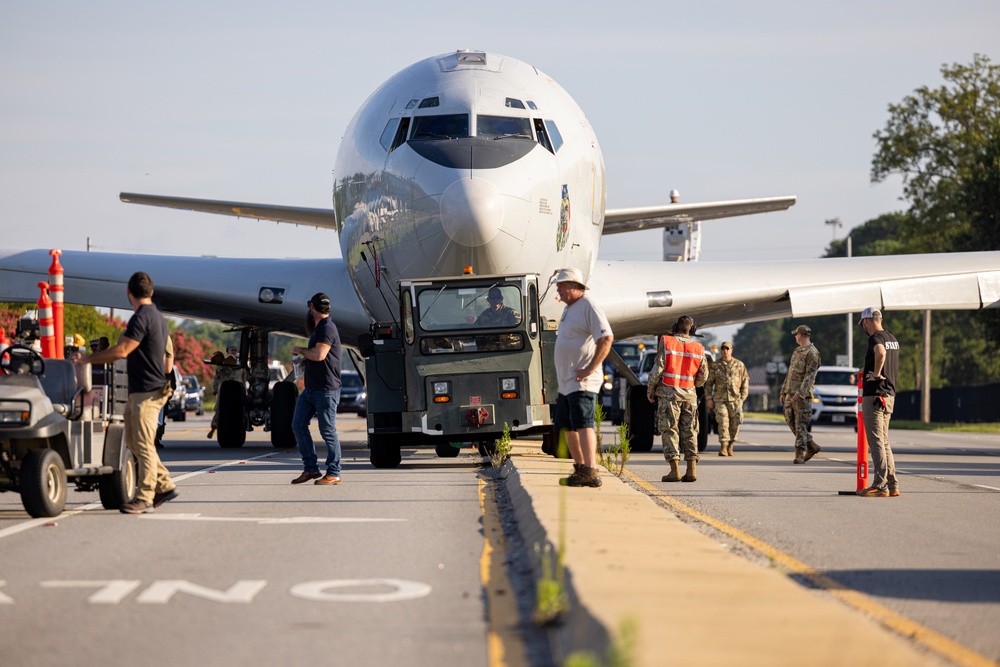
871, 54, 1000, 252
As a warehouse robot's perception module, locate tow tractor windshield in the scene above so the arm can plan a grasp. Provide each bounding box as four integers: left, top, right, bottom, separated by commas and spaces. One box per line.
417, 284, 522, 331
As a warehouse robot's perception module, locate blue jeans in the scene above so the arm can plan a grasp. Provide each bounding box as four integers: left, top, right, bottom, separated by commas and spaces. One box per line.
292, 388, 342, 476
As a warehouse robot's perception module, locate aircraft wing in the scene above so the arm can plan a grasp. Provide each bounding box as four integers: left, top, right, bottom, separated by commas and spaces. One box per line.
119, 193, 339, 230
0, 249, 372, 343
589, 251, 1000, 340
602, 196, 797, 234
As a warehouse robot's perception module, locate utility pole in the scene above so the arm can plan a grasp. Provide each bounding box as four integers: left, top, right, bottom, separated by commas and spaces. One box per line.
922, 310, 931, 423
825, 217, 843, 241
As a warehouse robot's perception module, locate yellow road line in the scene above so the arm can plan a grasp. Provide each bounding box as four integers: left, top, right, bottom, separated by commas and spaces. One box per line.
621, 468, 998, 667
479, 478, 528, 667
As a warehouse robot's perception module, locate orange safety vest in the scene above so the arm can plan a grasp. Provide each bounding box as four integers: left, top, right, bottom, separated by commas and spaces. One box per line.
659, 335, 704, 389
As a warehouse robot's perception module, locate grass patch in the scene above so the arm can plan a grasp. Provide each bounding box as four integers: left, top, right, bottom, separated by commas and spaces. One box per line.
487, 422, 513, 469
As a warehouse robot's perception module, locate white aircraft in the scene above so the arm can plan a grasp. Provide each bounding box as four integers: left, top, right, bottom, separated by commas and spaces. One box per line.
1, 50, 997, 458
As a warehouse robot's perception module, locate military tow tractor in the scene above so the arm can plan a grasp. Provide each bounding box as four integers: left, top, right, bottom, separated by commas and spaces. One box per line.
212, 327, 297, 449
0, 344, 135, 518
359, 274, 557, 468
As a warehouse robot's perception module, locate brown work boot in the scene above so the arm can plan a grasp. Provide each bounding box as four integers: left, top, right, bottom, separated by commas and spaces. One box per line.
889, 488, 901, 497
661, 459, 681, 482
718, 444, 726, 457
793, 449, 805, 464
559, 464, 585, 486
681, 459, 697, 482
727, 441, 735, 456
567, 466, 602, 488
857, 486, 889, 498
802, 441, 821, 462
291, 471, 322, 484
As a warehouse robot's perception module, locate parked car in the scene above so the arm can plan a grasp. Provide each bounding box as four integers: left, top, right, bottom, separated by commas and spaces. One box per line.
165, 366, 187, 421
339, 370, 367, 417
811, 366, 859, 424
183, 374, 204, 415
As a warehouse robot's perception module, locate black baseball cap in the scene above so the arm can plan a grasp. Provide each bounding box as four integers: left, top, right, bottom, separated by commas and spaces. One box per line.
310, 292, 331, 313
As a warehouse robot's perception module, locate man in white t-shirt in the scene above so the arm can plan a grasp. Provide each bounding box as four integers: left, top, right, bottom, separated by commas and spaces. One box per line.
552, 267, 614, 487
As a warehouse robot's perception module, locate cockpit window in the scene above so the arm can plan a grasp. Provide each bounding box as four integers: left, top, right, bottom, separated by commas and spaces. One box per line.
505, 98, 526, 109
478, 115, 532, 140
418, 96, 440, 108
409, 114, 469, 140
544, 120, 563, 152
526, 101, 538, 110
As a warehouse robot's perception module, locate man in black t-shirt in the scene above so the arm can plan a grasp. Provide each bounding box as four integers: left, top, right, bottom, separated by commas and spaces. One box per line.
289, 292, 344, 486
857, 307, 901, 498
76, 272, 179, 513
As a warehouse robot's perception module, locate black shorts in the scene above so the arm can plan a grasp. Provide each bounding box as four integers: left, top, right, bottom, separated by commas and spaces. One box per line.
554, 391, 597, 431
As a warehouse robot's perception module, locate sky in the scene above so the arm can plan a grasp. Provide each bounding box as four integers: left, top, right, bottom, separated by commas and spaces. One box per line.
2, 1, 998, 337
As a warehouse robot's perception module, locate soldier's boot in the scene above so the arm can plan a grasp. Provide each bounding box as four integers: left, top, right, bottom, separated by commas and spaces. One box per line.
718, 443, 727, 457
803, 441, 821, 462
661, 460, 681, 482
727, 441, 735, 456
793, 448, 806, 464
681, 459, 697, 482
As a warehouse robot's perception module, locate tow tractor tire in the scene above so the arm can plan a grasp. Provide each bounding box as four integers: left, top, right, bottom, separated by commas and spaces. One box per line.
99, 446, 136, 511
217, 380, 246, 449
270, 381, 298, 449
626, 385, 655, 453
369, 434, 402, 469
435, 443, 460, 458
20, 448, 67, 518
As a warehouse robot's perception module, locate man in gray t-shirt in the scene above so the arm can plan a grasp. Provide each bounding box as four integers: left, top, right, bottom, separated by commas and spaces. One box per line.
552, 268, 613, 488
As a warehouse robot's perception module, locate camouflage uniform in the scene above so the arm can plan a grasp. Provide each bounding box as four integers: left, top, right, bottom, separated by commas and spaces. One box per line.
705, 356, 749, 447
781, 342, 821, 457
476, 305, 521, 327
646, 334, 709, 462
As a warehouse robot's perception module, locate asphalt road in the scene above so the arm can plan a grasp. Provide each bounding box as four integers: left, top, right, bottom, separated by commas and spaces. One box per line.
621, 418, 1000, 662
0, 413, 496, 667
2, 413, 998, 666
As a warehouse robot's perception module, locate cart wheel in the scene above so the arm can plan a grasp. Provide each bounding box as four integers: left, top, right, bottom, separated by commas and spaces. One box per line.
20, 449, 66, 518
435, 443, 460, 458
99, 446, 136, 510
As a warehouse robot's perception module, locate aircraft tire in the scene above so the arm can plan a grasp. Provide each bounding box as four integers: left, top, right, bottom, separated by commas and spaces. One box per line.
99, 447, 135, 510
269, 381, 298, 449
626, 385, 654, 453
435, 443, 460, 458
217, 380, 247, 448
20, 448, 66, 518
369, 435, 401, 468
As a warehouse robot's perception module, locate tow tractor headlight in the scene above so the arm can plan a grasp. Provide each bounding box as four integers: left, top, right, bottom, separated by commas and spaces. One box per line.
432, 381, 451, 403
500, 377, 518, 399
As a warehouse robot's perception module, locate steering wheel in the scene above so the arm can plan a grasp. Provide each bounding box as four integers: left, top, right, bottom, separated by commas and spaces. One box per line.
0, 344, 46, 376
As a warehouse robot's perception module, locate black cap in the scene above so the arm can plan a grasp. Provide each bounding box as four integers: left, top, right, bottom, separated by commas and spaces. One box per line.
310, 292, 331, 313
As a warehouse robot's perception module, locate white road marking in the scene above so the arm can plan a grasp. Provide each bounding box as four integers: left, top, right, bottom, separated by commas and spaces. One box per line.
139, 514, 405, 524
289, 579, 432, 603
41, 580, 142, 604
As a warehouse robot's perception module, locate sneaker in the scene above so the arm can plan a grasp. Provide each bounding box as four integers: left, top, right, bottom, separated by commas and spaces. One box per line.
888, 488, 901, 497
152, 488, 179, 508
802, 442, 821, 462
857, 487, 889, 498
314, 475, 341, 485
567, 467, 602, 488
291, 471, 322, 484
120, 499, 154, 514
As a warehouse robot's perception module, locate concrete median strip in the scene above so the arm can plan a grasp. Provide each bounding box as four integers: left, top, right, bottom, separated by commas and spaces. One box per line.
505, 443, 968, 667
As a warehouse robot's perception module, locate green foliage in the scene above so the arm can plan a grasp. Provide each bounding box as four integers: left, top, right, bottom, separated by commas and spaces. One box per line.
488, 422, 512, 469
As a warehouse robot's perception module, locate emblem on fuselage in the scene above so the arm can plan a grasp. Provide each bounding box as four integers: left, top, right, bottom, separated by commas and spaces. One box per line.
556, 184, 571, 251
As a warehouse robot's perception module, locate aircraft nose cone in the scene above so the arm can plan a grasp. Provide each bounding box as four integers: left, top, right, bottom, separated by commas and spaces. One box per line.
439, 178, 504, 247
